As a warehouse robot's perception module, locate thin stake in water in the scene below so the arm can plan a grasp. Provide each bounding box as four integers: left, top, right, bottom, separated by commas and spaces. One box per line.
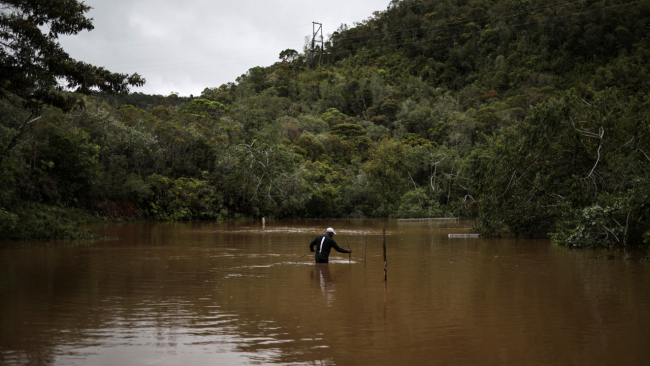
364, 235, 367, 268
383, 228, 387, 281
346, 239, 351, 265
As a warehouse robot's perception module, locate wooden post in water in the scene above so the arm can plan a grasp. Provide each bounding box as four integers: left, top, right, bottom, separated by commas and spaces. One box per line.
383, 228, 387, 281
364, 235, 367, 268
346, 239, 351, 266
262, 217, 265, 228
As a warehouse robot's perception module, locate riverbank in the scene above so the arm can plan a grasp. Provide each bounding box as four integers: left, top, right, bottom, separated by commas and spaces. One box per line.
0, 203, 108, 240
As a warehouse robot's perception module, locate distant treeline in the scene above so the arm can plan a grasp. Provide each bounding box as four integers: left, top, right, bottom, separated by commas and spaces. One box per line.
89, 91, 195, 111
1, 0, 648, 254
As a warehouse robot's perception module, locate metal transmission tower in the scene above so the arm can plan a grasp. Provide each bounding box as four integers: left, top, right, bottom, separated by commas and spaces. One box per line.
310, 22, 323, 68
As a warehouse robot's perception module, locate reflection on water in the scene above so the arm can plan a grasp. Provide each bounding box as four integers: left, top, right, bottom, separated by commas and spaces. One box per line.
312, 265, 337, 305
1, 219, 650, 366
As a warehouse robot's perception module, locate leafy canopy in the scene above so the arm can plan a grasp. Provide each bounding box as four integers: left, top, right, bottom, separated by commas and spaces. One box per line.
0, 0, 145, 112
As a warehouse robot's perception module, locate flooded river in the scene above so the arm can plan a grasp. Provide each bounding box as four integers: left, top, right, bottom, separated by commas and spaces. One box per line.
1, 219, 649, 365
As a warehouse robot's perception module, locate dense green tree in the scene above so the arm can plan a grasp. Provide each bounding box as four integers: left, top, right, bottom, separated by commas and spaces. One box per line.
0, 0, 144, 167
0, 0, 143, 238
0, 0, 142, 112
465, 89, 650, 242
330, 123, 365, 138
279, 49, 299, 63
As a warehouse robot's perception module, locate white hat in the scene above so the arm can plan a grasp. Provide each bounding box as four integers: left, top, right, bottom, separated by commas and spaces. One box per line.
326, 227, 337, 234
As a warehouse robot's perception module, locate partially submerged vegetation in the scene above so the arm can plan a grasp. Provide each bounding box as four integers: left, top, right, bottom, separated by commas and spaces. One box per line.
1, 0, 648, 253
0, 203, 100, 240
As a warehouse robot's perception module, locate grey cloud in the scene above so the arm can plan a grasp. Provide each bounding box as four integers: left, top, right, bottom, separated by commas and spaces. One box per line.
58, 0, 390, 96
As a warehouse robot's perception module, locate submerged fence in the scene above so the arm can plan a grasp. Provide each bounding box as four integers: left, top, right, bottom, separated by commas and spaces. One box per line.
397, 218, 460, 222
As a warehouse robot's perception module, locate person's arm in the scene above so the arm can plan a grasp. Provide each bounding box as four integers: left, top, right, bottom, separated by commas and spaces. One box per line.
331, 238, 351, 253
310, 236, 319, 252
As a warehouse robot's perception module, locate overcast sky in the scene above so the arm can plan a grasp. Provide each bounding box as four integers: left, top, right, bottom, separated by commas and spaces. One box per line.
58, 0, 391, 97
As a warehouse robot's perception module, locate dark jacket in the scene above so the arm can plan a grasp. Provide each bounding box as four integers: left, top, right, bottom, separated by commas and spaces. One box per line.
310, 234, 349, 262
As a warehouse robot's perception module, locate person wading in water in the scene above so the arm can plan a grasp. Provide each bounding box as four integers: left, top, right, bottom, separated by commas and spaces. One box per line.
310, 228, 351, 263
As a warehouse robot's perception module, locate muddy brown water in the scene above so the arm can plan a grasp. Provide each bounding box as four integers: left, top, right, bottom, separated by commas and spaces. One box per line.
1, 219, 649, 366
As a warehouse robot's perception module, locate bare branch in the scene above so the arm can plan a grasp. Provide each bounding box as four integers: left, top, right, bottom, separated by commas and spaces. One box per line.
602, 225, 620, 243
430, 166, 437, 192
499, 171, 518, 198
569, 116, 601, 139
514, 167, 564, 200
639, 148, 650, 163
407, 171, 417, 189
613, 136, 634, 153
429, 158, 445, 193
581, 127, 604, 181
0, 114, 42, 164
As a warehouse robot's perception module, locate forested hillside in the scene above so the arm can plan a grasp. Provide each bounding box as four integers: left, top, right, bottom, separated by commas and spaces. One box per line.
1, 0, 649, 252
